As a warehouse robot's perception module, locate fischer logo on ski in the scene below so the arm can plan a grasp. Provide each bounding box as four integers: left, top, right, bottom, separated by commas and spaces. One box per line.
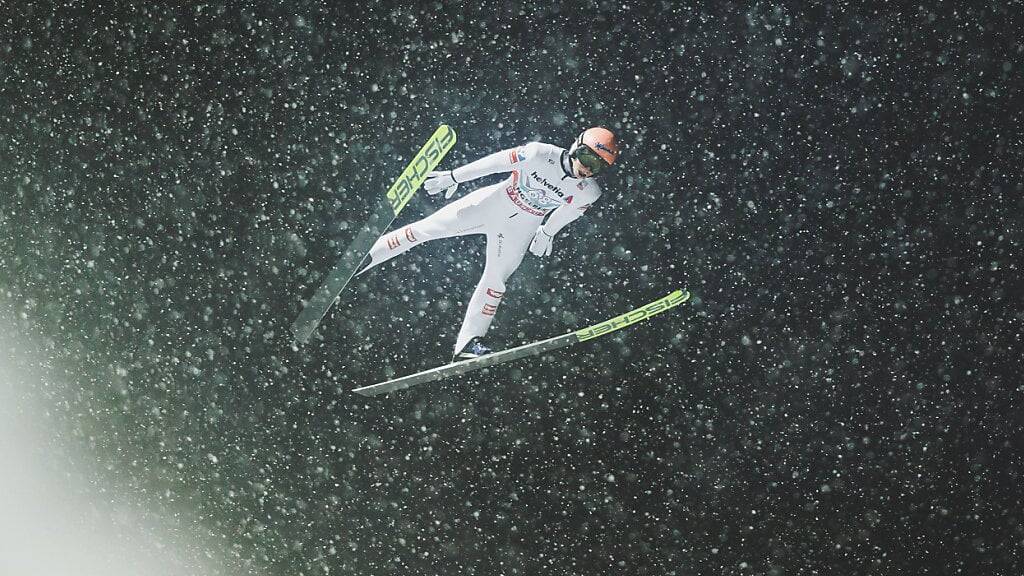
575, 290, 688, 342
386, 124, 457, 215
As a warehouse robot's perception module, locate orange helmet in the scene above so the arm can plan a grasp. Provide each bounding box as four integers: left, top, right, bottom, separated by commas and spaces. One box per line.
569, 127, 620, 175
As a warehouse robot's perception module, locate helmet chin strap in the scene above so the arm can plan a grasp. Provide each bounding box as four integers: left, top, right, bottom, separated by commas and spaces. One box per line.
562, 131, 586, 179
560, 150, 578, 179
568, 131, 584, 157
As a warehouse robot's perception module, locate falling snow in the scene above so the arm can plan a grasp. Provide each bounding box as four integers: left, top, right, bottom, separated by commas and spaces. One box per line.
1, 2, 1021, 575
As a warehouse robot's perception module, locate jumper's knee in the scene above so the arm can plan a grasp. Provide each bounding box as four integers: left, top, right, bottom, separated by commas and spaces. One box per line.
478, 274, 506, 317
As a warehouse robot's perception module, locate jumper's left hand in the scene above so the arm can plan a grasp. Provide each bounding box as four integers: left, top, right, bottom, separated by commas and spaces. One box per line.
529, 226, 554, 257
423, 171, 459, 199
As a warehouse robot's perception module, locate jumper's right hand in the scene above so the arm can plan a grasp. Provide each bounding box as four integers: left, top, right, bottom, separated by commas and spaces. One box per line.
529, 226, 554, 257
423, 171, 459, 199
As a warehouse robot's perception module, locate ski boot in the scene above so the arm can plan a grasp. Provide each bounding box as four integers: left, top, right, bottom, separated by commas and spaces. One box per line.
453, 337, 492, 362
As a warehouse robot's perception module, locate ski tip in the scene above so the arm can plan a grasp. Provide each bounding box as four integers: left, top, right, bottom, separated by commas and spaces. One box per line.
436, 124, 457, 148
432, 124, 457, 146
661, 289, 690, 308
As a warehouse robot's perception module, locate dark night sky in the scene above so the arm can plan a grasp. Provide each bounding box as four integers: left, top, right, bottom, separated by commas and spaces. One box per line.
1, 1, 1021, 575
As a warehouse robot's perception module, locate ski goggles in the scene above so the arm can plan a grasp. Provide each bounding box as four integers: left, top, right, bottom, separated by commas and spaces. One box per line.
573, 144, 611, 176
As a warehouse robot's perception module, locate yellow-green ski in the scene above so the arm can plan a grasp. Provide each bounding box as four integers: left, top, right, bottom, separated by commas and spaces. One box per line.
292, 125, 457, 343
353, 289, 690, 397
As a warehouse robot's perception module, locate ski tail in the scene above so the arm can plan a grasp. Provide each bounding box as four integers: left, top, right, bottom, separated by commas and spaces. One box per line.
291, 125, 457, 343
352, 289, 690, 397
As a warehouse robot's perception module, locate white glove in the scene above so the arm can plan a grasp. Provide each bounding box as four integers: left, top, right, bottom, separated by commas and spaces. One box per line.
423, 170, 459, 199
529, 226, 554, 257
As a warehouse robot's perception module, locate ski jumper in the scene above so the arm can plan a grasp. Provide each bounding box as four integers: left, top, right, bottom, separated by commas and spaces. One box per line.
361, 141, 602, 354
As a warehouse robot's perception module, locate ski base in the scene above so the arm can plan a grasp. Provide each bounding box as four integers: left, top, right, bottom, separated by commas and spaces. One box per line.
352, 289, 690, 397
291, 125, 456, 343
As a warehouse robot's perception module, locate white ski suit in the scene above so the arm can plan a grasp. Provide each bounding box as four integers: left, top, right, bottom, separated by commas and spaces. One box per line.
362, 141, 602, 354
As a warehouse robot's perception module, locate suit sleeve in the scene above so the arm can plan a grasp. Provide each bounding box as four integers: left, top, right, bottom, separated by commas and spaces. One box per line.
451, 142, 537, 183
541, 185, 601, 236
